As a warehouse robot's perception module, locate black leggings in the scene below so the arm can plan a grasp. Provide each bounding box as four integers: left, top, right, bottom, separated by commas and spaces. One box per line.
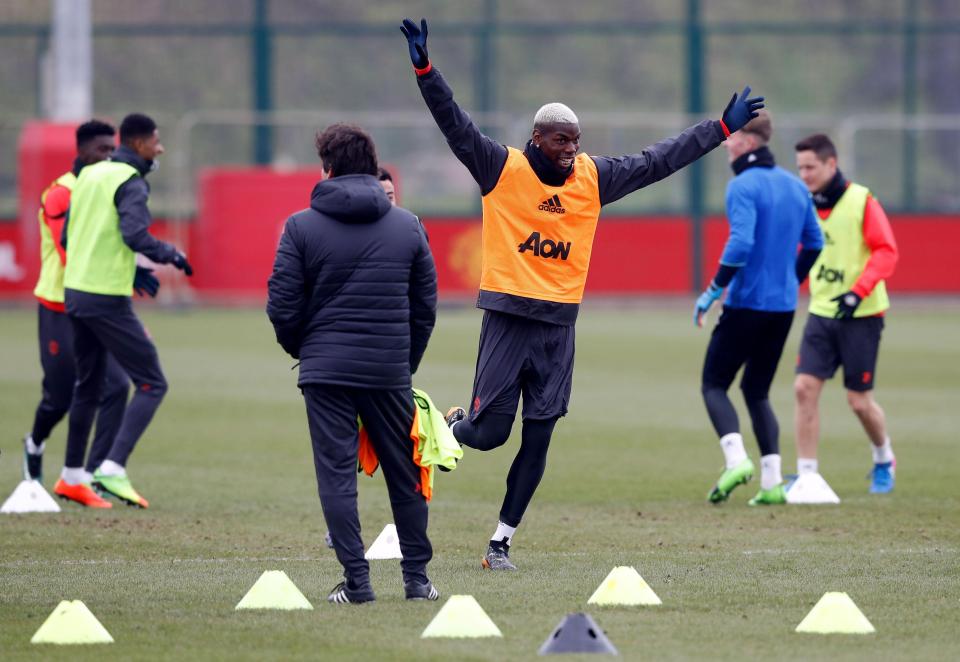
454, 413, 558, 528
702, 386, 779, 456
701, 307, 793, 458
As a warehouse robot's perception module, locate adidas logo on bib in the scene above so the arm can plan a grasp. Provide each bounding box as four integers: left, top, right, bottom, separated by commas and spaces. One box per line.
537, 194, 566, 214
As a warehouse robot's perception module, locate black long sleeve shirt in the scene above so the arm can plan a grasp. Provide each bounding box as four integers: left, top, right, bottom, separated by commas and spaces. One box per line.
416, 66, 726, 324
417, 67, 726, 203
62, 145, 178, 265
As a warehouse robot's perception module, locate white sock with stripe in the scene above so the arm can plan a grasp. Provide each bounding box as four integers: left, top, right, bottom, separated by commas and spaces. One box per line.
492, 521, 516, 547
760, 454, 782, 490
719, 432, 748, 469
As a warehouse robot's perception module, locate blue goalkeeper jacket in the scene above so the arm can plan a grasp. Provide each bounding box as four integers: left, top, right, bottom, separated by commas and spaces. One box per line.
720, 158, 823, 312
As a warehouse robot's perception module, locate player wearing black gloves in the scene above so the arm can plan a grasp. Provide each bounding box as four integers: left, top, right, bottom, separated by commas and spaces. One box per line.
60, 113, 193, 509
402, 16, 764, 569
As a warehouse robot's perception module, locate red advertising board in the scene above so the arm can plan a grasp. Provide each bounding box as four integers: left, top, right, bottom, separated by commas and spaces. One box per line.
3, 161, 958, 299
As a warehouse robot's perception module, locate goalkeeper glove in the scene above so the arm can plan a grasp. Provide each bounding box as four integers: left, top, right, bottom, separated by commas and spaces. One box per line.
694, 282, 724, 328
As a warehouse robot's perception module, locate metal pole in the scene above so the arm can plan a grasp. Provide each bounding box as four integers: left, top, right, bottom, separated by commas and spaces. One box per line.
686, 0, 706, 290
473, 0, 497, 214
902, 0, 918, 210
475, 0, 497, 121
48, 0, 92, 121
252, 0, 273, 164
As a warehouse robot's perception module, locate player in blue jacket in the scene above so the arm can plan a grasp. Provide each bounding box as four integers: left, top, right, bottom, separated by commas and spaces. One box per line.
694, 111, 823, 505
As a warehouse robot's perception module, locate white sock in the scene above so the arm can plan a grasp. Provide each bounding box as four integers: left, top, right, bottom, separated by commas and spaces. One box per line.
25, 434, 44, 455
760, 454, 782, 490
492, 521, 517, 547
60, 467, 91, 485
97, 460, 126, 477
798, 458, 819, 475
872, 436, 894, 464
719, 433, 748, 469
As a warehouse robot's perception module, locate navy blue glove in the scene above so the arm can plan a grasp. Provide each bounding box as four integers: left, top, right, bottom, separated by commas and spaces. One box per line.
171, 252, 193, 277
694, 282, 724, 327
831, 291, 862, 319
721, 86, 765, 134
400, 18, 429, 69
133, 266, 159, 298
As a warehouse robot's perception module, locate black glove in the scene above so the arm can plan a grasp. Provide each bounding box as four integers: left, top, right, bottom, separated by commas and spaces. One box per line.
831, 291, 862, 319
400, 18, 429, 69
133, 266, 159, 298
171, 252, 193, 277
721, 86, 765, 134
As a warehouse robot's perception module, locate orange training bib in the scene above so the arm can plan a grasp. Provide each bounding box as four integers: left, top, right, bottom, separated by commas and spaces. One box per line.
479, 148, 601, 304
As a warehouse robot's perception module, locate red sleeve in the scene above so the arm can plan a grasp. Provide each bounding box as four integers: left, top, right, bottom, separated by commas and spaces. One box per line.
42, 184, 70, 265
852, 195, 898, 298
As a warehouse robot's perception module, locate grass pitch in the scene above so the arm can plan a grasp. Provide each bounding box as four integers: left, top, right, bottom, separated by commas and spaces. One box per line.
1, 302, 958, 661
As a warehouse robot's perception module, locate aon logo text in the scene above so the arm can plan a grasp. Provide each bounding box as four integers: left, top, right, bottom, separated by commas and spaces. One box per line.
518, 232, 571, 260
816, 264, 845, 283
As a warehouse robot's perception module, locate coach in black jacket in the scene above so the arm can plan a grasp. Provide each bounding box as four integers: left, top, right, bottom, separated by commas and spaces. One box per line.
267, 123, 439, 604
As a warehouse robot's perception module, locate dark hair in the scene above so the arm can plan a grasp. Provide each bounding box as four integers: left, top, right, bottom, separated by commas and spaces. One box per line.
119, 113, 158, 145
314, 123, 378, 177
377, 167, 393, 182
741, 109, 772, 143
795, 133, 837, 161
76, 120, 115, 148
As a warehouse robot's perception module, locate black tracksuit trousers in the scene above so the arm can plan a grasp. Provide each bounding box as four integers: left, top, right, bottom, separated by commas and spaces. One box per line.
303, 385, 432, 587
33, 304, 129, 472
65, 294, 167, 469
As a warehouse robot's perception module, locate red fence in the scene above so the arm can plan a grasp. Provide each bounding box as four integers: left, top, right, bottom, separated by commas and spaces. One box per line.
3, 210, 956, 300
3, 126, 957, 300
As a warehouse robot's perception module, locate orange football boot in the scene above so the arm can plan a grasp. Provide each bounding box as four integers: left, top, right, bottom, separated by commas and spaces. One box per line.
53, 479, 113, 508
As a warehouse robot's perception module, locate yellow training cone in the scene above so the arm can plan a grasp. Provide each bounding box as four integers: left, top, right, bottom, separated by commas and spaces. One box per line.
235, 570, 313, 610
421, 595, 503, 638
795, 592, 875, 634
587, 566, 662, 606
31, 600, 113, 645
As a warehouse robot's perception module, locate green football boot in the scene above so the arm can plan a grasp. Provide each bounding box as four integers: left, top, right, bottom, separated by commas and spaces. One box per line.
92, 470, 149, 508
748, 483, 787, 506
707, 458, 755, 504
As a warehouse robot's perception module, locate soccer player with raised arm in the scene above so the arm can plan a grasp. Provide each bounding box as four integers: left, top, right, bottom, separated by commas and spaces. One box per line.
694, 111, 823, 506
402, 17, 763, 569
793, 134, 899, 493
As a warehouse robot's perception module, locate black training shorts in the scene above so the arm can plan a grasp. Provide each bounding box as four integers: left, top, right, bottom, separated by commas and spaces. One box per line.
469, 309, 574, 422
796, 313, 884, 392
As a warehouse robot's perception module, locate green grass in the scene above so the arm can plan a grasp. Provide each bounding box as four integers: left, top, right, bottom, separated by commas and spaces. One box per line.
1, 302, 958, 661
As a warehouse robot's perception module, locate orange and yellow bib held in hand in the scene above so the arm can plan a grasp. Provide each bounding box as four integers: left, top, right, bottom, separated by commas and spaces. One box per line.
480, 148, 602, 304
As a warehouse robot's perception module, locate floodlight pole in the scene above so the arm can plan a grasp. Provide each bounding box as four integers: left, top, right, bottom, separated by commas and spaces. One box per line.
47, 0, 93, 121
902, 0, 918, 210
686, 0, 705, 291
252, 0, 273, 165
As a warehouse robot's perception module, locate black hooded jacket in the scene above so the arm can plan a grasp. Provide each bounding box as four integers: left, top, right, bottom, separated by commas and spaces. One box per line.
266, 174, 438, 389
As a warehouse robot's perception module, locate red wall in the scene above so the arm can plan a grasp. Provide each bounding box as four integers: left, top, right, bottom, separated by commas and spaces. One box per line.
191, 167, 326, 295
3, 158, 958, 299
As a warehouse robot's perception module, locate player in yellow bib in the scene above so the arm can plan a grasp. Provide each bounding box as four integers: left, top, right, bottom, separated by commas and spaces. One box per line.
402, 17, 764, 569
62, 113, 194, 508
21, 120, 147, 509
793, 134, 899, 494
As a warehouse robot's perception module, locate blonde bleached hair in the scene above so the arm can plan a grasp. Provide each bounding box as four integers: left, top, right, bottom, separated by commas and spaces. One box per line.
533, 102, 579, 128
